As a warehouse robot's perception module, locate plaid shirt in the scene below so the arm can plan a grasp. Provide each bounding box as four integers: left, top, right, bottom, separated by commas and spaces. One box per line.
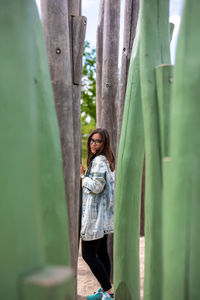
81, 155, 115, 241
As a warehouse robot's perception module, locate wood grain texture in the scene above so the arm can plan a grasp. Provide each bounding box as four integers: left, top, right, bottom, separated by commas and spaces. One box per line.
41, 3, 86, 291
116, 0, 140, 147
96, 0, 120, 154
41, 0, 76, 271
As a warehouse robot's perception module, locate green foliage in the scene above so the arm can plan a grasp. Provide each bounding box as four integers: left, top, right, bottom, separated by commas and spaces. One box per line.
81, 41, 96, 164
81, 117, 96, 135
81, 136, 87, 168
81, 41, 96, 129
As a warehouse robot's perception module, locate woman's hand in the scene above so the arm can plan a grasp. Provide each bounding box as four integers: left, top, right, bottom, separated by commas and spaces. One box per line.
80, 165, 86, 176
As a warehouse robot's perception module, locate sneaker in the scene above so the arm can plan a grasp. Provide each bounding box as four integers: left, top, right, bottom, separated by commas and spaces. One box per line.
102, 292, 114, 299
86, 288, 103, 300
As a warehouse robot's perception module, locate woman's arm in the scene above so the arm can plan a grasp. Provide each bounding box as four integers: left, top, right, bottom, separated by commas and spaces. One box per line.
82, 157, 106, 194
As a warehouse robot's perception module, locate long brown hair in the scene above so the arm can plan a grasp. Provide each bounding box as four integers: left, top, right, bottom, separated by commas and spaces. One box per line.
87, 128, 115, 171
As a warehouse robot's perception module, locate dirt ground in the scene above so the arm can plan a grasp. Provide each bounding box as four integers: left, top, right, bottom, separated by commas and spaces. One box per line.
77, 237, 145, 300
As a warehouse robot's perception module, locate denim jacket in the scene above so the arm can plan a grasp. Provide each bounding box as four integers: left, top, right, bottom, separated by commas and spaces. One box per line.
81, 155, 115, 241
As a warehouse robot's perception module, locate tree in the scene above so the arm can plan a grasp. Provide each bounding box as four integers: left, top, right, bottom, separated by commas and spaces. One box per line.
81, 41, 96, 135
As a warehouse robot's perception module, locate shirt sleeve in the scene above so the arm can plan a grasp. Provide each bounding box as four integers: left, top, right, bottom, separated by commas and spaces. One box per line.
82, 158, 106, 194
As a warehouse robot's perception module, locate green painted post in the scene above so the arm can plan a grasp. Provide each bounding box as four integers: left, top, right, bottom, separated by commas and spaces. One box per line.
139, 0, 170, 299
114, 12, 144, 300
155, 65, 173, 158
0, 1, 71, 299
162, 1, 200, 299
32, 1, 71, 267
22, 266, 74, 300
170, 23, 175, 42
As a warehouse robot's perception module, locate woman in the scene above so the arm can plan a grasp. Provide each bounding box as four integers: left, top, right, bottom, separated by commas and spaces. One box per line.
80, 128, 115, 300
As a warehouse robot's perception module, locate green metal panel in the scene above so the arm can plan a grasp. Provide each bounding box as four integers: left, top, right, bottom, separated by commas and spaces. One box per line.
162, 0, 200, 299
0, 1, 70, 299
139, 0, 170, 299
114, 12, 144, 300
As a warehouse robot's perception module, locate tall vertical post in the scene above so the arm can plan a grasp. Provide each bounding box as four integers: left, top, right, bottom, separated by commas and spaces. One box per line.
96, 0, 121, 281
68, 0, 87, 253
162, 1, 200, 299
114, 11, 144, 299
41, 2, 86, 299
139, 0, 170, 299
96, 0, 120, 154
116, 0, 140, 146
0, 0, 71, 299
41, 0, 86, 271
155, 65, 173, 159
41, 0, 76, 268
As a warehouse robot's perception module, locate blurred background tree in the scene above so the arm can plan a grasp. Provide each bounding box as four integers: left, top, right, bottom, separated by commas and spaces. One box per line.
81, 41, 96, 136
81, 41, 96, 165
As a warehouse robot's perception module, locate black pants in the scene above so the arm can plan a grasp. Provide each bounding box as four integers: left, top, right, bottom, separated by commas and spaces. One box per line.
82, 235, 112, 291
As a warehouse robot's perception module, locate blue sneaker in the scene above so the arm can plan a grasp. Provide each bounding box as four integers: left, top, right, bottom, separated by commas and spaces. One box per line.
102, 292, 114, 299
86, 288, 103, 300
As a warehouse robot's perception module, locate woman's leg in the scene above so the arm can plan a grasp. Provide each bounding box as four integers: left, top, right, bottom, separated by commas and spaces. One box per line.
82, 237, 112, 292
96, 235, 111, 279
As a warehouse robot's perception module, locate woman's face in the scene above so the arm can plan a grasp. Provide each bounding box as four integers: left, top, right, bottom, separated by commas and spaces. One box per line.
89, 133, 103, 154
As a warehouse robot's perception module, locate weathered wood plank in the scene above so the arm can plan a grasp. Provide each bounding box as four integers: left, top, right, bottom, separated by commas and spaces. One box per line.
96, 0, 121, 282
72, 16, 87, 85
117, 0, 140, 145
68, 5, 87, 283
41, 0, 76, 270
96, 0, 120, 154
41, 3, 86, 300
96, 0, 105, 128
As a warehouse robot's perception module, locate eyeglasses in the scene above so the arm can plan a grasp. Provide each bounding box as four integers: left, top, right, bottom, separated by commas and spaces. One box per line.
89, 138, 103, 146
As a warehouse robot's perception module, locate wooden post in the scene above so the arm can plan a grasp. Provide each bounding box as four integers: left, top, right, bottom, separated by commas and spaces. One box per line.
96, 0, 121, 281
96, 0, 121, 154
116, 0, 140, 146
139, 0, 170, 299
0, 1, 71, 298
68, 2, 87, 266
41, 0, 76, 271
162, 1, 200, 299
156, 65, 173, 158
41, 0, 86, 271
22, 266, 74, 300
96, 0, 104, 129
114, 11, 144, 299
